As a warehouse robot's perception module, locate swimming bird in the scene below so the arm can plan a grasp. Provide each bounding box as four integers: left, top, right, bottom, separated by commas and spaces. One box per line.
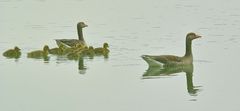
82, 46, 95, 59
66, 44, 89, 60
94, 43, 109, 55
63, 43, 86, 55
67, 51, 81, 60
49, 44, 65, 55
55, 22, 88, 48
2, 46, 21, 58
27, 45, 50, 59
142, 32, 201, 67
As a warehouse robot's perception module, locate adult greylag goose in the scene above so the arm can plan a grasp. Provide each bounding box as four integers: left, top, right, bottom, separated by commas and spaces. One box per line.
55, 22, 88, 48
142, 32, 201, 66
3, 46, 21, 58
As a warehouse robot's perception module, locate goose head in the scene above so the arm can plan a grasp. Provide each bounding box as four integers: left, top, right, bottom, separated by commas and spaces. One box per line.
186, 32, 201, 41
14, 46, 21, 51
77, 22, 88, 28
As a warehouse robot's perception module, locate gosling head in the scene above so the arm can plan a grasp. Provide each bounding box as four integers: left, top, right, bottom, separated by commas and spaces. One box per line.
43, 45, 50, 52
88, 46, 94, 50
186, 32, 201, 40
14, 46, 21, 51
77, 22, 88, 28
103, 43, 109, 48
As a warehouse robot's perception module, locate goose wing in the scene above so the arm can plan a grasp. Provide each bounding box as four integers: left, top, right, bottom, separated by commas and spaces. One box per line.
55, 39, 86, 48
143, 55, 182, 64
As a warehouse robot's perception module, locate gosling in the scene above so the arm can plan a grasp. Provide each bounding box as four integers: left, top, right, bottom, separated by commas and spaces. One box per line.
27, 45, 50, 59
3, 46, 21, 59
94, 43, 109, 55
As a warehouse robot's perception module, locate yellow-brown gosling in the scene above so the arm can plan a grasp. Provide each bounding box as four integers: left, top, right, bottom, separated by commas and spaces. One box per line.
55, 22, 88, 48
82, 46, 95, 59
62, 43, 85, 55
2, 46, 21, 58
49, 44, 65, 55
67, 52, 82, 60
142, 32, 201, 67
27, 45, 50, 59
66, 44, 87, 60
94, 43, 109, 55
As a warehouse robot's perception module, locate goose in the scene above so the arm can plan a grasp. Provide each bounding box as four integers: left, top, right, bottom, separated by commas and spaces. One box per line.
94, 43, 109, 55
3, 46, 21, 58
142, 32, 201, 67
27, 45, 50, 59
55, 22, 88, 48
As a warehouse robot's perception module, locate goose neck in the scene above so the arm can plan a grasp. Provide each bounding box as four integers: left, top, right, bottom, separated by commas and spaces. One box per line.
184, 39, 192, 57
77, 26, 84, 41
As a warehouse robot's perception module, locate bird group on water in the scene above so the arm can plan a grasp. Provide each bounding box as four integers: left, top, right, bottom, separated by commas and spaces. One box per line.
2, 22, 110, 61
3, 22, 202, 66
2, 21, 202, 96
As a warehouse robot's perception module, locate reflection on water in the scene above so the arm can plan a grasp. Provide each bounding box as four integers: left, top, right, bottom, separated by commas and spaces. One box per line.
143, 64, 201, 96
54, 53, 109, 74
78, 56, 86, 74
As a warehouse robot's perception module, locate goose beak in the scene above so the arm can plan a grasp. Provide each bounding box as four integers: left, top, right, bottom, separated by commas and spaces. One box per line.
195, 35, 202, 39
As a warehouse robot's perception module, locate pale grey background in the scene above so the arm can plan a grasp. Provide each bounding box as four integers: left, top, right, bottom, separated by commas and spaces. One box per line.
0, 0, 240, 111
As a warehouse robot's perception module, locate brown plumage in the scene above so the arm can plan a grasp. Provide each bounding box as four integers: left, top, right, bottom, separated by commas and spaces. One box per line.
55, 22, 88, 48
142, 32, 201, 66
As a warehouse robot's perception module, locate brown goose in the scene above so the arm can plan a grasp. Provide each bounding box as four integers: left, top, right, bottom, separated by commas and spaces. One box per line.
55, 22, 88, 48
142, 32, 201, 66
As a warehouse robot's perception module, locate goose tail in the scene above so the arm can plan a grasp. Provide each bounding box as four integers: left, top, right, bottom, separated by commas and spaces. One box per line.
141, 55, 163, 67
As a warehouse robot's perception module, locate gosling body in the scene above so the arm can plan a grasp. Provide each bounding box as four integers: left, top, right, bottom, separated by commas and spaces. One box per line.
94, 43, 109, 55
27, 45, 50, 59
3, 46, 21, 58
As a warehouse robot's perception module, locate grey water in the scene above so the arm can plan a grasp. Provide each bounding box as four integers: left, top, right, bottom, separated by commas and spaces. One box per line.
1, 0, 240, 111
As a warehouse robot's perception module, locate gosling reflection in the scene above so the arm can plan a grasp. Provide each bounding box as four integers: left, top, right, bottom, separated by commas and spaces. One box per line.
143, 64, 200, 96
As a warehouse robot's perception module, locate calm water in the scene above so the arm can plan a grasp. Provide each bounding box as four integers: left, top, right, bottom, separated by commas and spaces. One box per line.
1, 0, 240, 111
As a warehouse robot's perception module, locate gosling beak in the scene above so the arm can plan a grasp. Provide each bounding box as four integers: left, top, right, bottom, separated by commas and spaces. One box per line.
84, 24, 88, 27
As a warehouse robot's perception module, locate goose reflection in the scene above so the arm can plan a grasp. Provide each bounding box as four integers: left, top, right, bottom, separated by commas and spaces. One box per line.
78, 56, 87, 74
143, 64, 200, 96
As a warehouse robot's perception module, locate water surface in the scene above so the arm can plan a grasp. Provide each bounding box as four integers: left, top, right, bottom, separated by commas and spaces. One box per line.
1, 0, 240, 111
